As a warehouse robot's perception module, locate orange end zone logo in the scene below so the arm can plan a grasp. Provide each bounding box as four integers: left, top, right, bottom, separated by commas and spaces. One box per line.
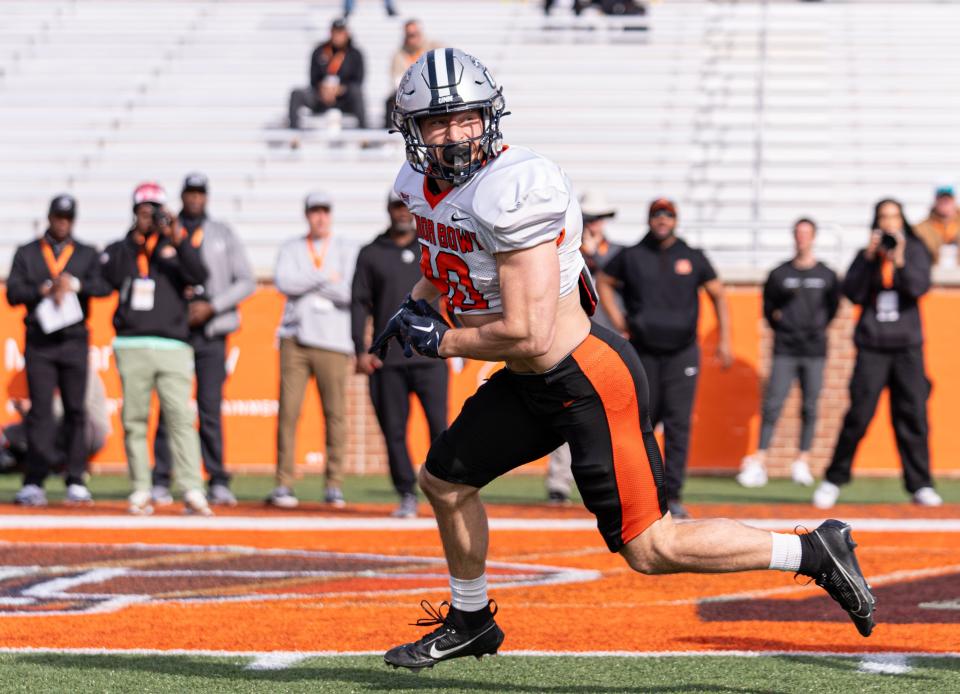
0, 542, 601, 616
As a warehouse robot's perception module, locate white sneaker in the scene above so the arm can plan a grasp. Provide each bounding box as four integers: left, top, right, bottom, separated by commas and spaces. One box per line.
128, 490, 154, 516
184, 488, 214, 517
913, 486, 943, 507
736, 455, 768, 488
812, 480, 840, 509
266, 486, 299, 509
790, 460, 815, 487
65, 484, 94, 505
14, 484, 47, 507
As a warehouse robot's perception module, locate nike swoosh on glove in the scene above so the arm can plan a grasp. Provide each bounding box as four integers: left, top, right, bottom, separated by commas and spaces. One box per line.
399, 310, 449, 359
369, 295, 420, 360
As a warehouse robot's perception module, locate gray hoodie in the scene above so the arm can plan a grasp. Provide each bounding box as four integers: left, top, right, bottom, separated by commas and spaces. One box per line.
275, 234, 356, 354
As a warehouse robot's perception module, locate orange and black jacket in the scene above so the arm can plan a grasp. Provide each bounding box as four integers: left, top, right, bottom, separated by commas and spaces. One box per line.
309, 39, 365, 93
6, 233, 111, 341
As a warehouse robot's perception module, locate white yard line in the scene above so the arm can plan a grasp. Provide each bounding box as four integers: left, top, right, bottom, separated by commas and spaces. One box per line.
0, 515, 958, 532
245, 653, 309, 670
858, 653, 912, 675
0, 647, 955, 659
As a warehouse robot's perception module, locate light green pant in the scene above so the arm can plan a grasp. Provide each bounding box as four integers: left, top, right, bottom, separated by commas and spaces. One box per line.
115, 344, 203, 494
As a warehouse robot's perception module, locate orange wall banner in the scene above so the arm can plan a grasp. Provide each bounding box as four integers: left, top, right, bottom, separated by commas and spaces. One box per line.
1, 285, 958, 478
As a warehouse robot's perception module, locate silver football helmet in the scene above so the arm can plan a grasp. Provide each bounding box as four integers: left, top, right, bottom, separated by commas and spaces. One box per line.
392, 48, 507, 186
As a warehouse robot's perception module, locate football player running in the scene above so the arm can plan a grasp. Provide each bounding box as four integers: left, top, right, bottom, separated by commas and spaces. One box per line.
374, 48, 875, 672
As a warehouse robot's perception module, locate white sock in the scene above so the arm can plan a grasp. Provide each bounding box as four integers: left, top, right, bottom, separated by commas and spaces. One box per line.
768, 532, 802, 571
449, 574, 488, 612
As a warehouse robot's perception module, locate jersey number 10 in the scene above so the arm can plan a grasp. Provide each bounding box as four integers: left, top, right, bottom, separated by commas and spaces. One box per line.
420, 246, 489, 311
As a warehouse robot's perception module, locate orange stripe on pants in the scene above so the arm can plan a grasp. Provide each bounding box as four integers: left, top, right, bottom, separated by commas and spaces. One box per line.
573, 334, 663, 547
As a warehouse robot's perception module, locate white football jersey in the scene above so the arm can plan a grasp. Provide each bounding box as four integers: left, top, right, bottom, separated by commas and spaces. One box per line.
394, 145, 585, 315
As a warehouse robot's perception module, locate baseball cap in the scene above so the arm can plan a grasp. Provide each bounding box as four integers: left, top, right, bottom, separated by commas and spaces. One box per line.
305, 191, 333, 211
935, 183, 955, 198
387, 190, 405, 207
331, 18, 348, 30
579, 191, 616, 222
132, 182, 167, 210
182, 172, 208, 193
649, 198, 677, 217
48, 194, 76, 218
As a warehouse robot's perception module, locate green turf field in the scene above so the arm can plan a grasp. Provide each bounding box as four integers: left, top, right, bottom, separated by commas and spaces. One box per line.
0, 653, 955, 694
0, 471, 956, 506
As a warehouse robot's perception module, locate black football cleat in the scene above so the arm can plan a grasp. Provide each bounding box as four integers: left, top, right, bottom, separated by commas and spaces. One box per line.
384, 600, 504, 671
807, 519, 877, 637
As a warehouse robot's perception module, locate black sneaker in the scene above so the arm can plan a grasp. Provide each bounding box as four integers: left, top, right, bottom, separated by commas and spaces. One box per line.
384, 600, 504, 672
807, 519, 876, 637
547, 490, 569, 505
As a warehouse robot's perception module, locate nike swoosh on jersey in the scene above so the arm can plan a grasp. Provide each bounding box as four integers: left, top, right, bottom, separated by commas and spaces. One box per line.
427, 623, 495, 659
451, 212, 471, 222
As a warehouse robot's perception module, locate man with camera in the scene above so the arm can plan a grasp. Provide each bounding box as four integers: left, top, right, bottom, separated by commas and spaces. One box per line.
813, 199, 941, 508
99, 182, 212, 516
151, 173, 255, 508
6, 194, 111, 506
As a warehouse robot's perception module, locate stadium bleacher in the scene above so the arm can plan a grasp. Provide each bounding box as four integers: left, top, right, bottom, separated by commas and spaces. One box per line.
3, 0, 960, 276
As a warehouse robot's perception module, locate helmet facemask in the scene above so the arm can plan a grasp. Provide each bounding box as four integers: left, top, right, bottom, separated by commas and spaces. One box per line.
392, 49, 507, 186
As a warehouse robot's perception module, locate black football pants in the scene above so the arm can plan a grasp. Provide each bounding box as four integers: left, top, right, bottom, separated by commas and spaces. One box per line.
23, 335, 89, 487
153, 335, 229, 488
369, 363, 448, 497
825, 345, 932, 493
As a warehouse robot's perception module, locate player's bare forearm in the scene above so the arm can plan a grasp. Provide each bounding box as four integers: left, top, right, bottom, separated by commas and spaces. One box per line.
439, 243, 558, 361
411, 276, 442, 303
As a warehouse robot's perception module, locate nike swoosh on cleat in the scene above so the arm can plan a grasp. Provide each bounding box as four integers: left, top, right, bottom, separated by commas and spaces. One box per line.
411, 325, 434, 333
428, 623, 495, 660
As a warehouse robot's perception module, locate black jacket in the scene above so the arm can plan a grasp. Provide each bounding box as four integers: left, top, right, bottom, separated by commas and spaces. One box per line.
5, 234, 111, 342
763, 260, 839, 357
351, 231, 434, 367
843, 233, 931, 350
100, 230, 208, 341
602, 233, 718, 354
309, 40, 365, 93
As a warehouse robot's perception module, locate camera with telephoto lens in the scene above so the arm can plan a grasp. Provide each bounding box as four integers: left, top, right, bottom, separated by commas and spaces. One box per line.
880, 233, 898, 251
152, 207, 173, 229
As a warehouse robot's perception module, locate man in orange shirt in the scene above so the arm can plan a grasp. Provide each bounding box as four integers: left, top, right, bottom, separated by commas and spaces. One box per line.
914, 184, 959, 264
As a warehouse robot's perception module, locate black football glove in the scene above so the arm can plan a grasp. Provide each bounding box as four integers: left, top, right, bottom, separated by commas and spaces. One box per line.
369, 295, 418, 360
399, 309, 449, 359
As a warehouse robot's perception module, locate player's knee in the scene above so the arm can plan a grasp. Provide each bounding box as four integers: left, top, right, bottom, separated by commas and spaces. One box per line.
418, 466, 476, 510
621, 518, 679, 575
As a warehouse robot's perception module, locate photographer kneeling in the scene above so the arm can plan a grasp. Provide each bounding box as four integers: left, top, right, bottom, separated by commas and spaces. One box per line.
100, 182, 212, 516
814, 198, 941, 508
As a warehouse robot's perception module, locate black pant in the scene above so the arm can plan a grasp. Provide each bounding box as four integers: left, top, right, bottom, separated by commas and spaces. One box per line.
288, 86, 366, 129
634, 341, 699, 502
370, 363, 448, 496
23, 335, 89, 487
154, 334, 229, 488
825, 345, 932, 493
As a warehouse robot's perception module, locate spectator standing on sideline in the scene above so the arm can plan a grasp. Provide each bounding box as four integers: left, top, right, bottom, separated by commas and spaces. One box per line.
351, 192, 448, 518
384, 20, 438, 129
814, 199, 941, 508
269, 192, 355, 509
152, 173, 255, 508
598, 198, 732, 519
913, 183, 959, 265
737, 219, 839, 489
100, 183, 212, 517
6, 194, 111, 506
288, 19, 366, 130
545, 190, 624, 504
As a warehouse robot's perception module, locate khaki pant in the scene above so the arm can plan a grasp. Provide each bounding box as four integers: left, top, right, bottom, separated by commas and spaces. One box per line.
546, 442, 573, 497
276, 338, 350, 489
114, 344, 203, 495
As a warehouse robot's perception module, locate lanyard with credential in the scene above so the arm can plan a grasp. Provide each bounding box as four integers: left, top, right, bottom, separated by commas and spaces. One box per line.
40, 240, 75, 279
307, 236, 331, 270
137, 235, 159, 278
